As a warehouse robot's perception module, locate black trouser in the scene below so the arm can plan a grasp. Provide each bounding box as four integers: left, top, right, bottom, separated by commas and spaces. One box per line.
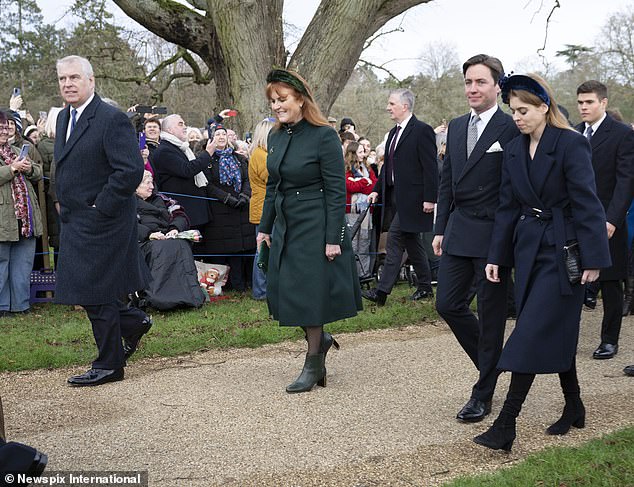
599, 280, 623, 344
436, 254, 509, 402
83, 302, 148, 370
376, 213, 431, 294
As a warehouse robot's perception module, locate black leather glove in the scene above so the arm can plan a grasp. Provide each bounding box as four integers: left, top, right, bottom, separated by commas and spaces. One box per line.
223, 194, 240, 208
237, 193, 250, 206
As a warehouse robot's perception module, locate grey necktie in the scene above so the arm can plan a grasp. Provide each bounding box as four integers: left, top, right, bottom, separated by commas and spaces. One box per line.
585, 125, 593, 141
467, 114, 480, 158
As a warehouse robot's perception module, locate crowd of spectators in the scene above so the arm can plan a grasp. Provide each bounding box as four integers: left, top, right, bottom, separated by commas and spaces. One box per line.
1, 90, 393, 313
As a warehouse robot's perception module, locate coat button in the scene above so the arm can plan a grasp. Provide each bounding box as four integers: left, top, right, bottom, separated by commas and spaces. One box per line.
478, 186, 483, 190
520, 215, 525, 220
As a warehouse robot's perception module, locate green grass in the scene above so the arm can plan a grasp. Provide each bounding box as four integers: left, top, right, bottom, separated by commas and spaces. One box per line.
446, 427, 634, 486
0, 282, 437, 372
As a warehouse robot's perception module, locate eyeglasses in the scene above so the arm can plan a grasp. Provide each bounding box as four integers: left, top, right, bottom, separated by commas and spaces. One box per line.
0, 126, 9, 132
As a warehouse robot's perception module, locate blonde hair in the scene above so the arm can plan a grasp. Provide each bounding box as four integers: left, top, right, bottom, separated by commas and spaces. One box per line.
508, 73, 574, 131
44, 107, 62, 139
249, 118, 275, 155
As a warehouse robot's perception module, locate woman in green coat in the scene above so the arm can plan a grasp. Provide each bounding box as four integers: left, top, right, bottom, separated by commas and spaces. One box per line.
257, 69, 362, 393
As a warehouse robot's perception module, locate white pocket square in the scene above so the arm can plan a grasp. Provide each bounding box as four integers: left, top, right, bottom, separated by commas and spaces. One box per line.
486, 141, 503, 153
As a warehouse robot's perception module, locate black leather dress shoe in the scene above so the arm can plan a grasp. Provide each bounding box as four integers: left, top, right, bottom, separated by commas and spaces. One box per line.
624, 365, 634, 377
410, 288, 433, 300
123, 316, 153, 361
592, 342, 618, 360
456, 398, 492, 423
361, 288, 387, 306
68, 368, 124, 387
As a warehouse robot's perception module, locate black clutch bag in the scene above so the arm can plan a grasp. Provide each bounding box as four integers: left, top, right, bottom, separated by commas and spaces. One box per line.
563, 242, 582, 284
257, 242, 270, 273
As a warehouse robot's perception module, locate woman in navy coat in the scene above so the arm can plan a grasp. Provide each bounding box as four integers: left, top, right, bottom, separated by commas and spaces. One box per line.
474, 74, 611, 451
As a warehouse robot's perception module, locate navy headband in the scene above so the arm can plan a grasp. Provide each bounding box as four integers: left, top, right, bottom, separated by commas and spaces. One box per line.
500, 74, 550, 106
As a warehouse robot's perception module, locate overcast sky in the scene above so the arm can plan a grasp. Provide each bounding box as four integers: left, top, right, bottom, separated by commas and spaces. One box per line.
40, 0, 631, 78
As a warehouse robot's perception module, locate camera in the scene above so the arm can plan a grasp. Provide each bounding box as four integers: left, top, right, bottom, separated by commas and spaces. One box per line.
136, 105, 167, 114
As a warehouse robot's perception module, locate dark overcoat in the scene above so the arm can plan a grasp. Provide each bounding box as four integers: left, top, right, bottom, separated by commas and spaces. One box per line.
198, 151, 256, 254
53, 94, 148, 305
372, 115, 438, 233
259, 119, 362, 326
488, 126, 611, 373
575, 115, 634, 281
434, 108, 519, 256
151, 140, 212, 228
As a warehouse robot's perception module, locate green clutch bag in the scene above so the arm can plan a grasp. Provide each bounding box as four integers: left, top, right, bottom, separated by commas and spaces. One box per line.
257, 242, 270, 273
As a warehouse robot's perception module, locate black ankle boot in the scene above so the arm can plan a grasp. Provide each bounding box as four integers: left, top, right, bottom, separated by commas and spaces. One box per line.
546, 396, 585, 435
473, 412, 516, 452
286, 353, 326, 393
321, 332, 340, 358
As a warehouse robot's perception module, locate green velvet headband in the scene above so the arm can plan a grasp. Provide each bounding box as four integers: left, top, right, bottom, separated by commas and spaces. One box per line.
266, 69, 312, 99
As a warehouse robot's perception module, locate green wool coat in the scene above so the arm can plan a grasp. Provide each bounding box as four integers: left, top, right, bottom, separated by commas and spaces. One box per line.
259, 119, 362, 326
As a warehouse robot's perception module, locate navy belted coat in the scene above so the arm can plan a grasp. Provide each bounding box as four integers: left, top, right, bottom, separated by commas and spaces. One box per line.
488, 126, 611, 373
259, 120, 362, 326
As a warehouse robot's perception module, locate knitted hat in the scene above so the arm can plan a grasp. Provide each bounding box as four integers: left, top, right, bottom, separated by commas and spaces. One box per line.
24, 125, 38, 138
10, 110, 22, 133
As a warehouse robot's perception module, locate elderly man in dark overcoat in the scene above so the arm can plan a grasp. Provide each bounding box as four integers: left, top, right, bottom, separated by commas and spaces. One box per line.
54, 55, 151, 387
363, 88, 438, 306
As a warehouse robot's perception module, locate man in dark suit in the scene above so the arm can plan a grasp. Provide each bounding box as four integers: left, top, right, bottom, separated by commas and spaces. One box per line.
0, 396, 48, 482
151, 114, 216, 228
54, 55, 151, 387
363, 89, 438, 306
433, 54, 519, 422
576, 80, 634, 360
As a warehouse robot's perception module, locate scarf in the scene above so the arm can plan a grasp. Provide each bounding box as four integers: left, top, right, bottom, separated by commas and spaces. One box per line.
0, 143, 33, 238
160, 131, 208, 188
215, 147, 242, 193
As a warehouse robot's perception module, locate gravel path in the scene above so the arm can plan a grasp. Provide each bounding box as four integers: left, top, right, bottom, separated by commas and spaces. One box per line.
1, 305, 633, 486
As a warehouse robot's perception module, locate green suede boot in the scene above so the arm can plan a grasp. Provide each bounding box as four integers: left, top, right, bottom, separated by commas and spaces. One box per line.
286, 353, 326, 393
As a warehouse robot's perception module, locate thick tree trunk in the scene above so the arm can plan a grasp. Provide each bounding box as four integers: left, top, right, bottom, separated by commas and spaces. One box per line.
113, 0, 429, 133
290, 0, 432, 113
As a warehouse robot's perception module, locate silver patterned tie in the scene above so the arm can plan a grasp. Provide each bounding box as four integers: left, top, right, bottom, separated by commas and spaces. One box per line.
585, 125, 593, 141
466, 114, 480, 158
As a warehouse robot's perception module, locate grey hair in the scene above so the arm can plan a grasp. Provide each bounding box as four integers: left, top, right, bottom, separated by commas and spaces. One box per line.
56, 55, 94, 78
161, 114, 181, 132
390, 88, 415, 113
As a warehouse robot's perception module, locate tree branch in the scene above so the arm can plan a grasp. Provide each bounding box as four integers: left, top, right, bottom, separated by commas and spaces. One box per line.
536, 0, 561, 65
363, 27, 405, 51
112, 0, 214, 60
358, 59, 402, 84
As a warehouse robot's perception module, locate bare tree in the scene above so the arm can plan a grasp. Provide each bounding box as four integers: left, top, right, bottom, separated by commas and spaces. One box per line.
112, 0, 432, 132
597, 6, 634, 86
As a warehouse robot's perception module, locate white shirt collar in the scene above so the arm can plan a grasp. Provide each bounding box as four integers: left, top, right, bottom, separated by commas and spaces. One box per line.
66, 93, 94, 141
471, 104, 498, 127
585, 112, 607, 135
397, 113, 413, 130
